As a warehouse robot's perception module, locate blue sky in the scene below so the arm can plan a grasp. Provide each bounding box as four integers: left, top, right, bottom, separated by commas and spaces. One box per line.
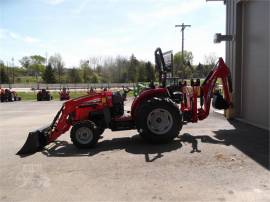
0, 0, 226, 67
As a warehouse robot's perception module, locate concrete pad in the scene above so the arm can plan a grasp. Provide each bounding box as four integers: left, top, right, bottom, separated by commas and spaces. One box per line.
0, 100, 269, 202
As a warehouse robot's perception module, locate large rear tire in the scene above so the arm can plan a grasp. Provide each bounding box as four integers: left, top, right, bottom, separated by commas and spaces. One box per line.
70, 121, 99, 149
136, 98, 182, 143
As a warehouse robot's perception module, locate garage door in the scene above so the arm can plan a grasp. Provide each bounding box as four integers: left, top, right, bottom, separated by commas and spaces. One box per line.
240, 1, 269, 129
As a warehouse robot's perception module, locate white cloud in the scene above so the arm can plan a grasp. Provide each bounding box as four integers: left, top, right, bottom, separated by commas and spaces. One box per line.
0, 28, 41, 44
24, 36, 40, 43
9, 32, 20, 39
0, 29, 21, 40
83, 36, 131, 55
128, 0, 204, 26
72, 0, 90, 15
0, 28, 7, 39
44, 0, 66, 5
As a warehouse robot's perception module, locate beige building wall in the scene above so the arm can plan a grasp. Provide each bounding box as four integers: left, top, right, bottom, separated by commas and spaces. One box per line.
225, 0, 269, 129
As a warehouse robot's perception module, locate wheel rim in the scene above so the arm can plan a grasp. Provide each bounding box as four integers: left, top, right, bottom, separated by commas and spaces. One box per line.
75, 127, 93, 144
147, 108, 173, 135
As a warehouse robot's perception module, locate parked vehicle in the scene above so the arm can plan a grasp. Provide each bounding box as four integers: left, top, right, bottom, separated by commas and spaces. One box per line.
0, 88, 21, 102
18, 48, 232, 155
37, 89, 53, 101
59, 88, 70, 101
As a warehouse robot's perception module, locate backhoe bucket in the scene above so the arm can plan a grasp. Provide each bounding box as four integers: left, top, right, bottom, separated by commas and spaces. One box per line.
17, 126, 51, 155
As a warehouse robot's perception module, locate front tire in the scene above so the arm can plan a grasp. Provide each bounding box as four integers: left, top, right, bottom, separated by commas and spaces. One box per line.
70, 121, 99, 149
136, 98, 182, 143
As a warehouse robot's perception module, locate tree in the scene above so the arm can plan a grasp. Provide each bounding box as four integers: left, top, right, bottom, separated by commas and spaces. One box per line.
88, 56, 101, 70
0, 61, 9, 84
42, 63, 56, 83
113, 57, 129, 83
19, 55, 46, 79
128, 54, 138, 82
137, 63, 146, 82
68, 68, 81, 83
79, 60, 93, 82
30, 55, 46, 79
145, 61, 155, 81
19, 56, 30, 70
90, 73, 99, 83
192, 53, 218, 78
96, 65, 102, 75
49, 54, 64, 83
30, 55, 46, 64
173, 51, 194, 78
204, 53, 218, 66
193, 63, 203, 78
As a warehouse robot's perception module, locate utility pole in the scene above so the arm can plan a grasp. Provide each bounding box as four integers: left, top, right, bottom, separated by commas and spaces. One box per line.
11, 57, 14, 84
175, 23, 191, 64
45, 52, 48, 66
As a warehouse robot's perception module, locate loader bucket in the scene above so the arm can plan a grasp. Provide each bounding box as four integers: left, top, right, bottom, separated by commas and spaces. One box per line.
17, 126, 51, 155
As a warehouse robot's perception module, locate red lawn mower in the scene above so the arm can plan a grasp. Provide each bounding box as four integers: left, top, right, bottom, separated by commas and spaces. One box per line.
17, 48, 233, 155
59, 88, 70, 101
37, 89, 53, 101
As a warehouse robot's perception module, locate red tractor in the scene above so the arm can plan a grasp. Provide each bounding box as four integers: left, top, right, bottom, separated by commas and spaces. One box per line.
0, 88, 21, 102
17, 48, 232, 155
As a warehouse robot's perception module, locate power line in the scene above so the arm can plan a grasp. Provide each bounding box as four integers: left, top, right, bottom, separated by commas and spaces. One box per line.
175, 23, 191, 64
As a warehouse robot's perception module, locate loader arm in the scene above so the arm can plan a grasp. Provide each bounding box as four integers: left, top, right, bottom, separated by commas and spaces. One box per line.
198, 57, 233, 120
48, 92, 111, 143
17, 92, 112, 155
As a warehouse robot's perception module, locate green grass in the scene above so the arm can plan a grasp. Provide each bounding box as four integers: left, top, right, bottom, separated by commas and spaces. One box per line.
15, 76, 42, 83
17, 90, 134, 101
16, 92, 37, 101
17, 91, 88, 101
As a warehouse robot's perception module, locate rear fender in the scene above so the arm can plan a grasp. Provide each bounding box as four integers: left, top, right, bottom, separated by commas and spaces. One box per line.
131, 88, 168, 118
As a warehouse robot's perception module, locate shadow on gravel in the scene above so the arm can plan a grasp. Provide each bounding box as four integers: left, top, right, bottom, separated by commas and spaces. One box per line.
41, 134, 182, 162
177, 133, 230, 153
213, 119, 270, 170
42, 133, 230, 160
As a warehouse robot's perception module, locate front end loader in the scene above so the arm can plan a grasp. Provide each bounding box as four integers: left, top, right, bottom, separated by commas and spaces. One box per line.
17, 48, 232, 156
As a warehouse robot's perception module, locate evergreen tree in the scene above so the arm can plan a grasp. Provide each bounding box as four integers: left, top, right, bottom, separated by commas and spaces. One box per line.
68, 68, 81, 83
145, 61, 155, 81
42, 63, 56, 83
128, 54, 138, 82
137, 64, 146, 82
0, 67, 9, 84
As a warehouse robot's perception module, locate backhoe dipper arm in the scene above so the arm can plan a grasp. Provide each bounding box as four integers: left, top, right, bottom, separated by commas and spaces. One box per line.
198, 57, 232, 120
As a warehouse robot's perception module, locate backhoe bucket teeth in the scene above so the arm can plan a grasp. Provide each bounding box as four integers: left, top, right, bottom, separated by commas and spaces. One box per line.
17, 126, 50, 155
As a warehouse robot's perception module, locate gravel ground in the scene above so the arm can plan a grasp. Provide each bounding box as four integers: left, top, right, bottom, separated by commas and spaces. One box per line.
0, 100, 269, 202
